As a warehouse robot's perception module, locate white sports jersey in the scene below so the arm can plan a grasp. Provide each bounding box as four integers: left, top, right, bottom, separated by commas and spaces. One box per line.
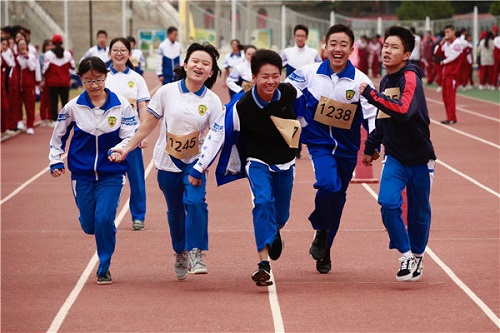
105, 66, 150, 120
148, 79, 225, 173
80, 45, 109, 64
226, 60, 252, 94
222, 51, 244, 70
281, 45, 322, 72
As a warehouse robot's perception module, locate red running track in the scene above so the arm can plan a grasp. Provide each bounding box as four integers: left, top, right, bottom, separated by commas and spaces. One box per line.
1, 72, 499, 332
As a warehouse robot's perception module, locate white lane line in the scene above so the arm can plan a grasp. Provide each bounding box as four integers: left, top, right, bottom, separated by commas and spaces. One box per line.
1, 166, 49, 205
268, 271, 285, 333
46, 160, 155, 333
427, 97, 500, 122
361, 183, 500, 329
429, 118, 500, 149
436, 159, 500, 198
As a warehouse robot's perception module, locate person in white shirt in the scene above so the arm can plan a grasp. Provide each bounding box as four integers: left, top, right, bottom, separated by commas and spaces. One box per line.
221, 39, 244, 96
226, 44, 256, 97
127, 35, 146, 76
409, 27, 422, 67
281, 24, 322, 77
110, 43, 225, 281
156, 26, 182, 85
106, 37, 151, 231
80, 30, 109, 65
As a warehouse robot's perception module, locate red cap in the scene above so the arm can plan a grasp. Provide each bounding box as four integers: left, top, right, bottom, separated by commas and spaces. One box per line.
52, 34, 63, 44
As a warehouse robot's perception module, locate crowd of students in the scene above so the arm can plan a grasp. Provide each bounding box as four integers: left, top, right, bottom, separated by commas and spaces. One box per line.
2, 20, 495, 287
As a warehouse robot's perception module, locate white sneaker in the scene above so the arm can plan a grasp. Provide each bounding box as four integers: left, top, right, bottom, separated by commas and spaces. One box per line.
174, 251, 189, 280
188, 248, 208, 274
410, 256, 424, 281
26, 128, 34, 135
17, 121, 26, 131
396, 256, 417, 281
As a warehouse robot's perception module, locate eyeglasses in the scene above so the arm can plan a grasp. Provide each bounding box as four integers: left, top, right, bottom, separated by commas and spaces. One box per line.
111, 49, 129, 54
82, 78, 106, 86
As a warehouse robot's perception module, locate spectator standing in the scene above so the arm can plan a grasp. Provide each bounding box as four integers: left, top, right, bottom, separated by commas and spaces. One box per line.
221, 39, 244, 97
360, 26, 436, 282
368, 35, 382, 78
434, 25, 462, 125
285, 24, 377, 274
15, 38, 37, 134
477, 31, 495, 90
421, 31, 436, 84
281, 24, 322, 78
49, 56, 137, 285
356, 35, 369, 75
493, 28, 500, 89
80, 30, 110, 65
39, 39, 54, 124
110, 43, 224, 281
156, 26, 181, 85
459, 33, 474, 90
409, 27, 422, 67
43, 34, 75, 126
226, 44, 256, 96
127, 35, 146, 76
217, 49, 299, 287
1, 37, 15, 134
105, 37, 151, 231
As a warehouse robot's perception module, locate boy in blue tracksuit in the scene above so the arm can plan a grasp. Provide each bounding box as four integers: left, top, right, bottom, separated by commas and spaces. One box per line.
360, 26, 436, 282
216, 49, 299, 286
285, 24, 377, 274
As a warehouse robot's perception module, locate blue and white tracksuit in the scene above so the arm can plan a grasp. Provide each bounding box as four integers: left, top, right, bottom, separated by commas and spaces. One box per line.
216, 83, 298, 252
106, 65, 151, 223
362, 64, 436, 255
285, 60, 377, 250
281, 44, 322, 77
49, 89, 137, 276
148, 79, 225, 254
155, 39, 181, 85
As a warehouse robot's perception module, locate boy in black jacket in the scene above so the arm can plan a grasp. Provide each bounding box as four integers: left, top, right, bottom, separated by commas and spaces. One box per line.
359, 26, 436, 282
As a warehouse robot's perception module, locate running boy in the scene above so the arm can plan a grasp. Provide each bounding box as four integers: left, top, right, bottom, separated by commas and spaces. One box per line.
216, 49, 299, 286
359, 26, 436, 282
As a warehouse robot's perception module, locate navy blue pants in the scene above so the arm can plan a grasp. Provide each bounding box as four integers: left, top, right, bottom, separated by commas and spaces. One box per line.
157, 164, 208, 254
307, 146, 357, 249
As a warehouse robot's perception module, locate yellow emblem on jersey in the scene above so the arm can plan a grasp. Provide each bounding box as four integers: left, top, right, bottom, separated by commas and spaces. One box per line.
128, 81, 135, 88
346, 90, 355, 100
108, 116, 117, 127
198, 104, 207, 115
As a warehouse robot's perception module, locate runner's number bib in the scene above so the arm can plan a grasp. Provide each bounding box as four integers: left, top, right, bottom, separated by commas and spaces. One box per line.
377, 87, 400, 119
270, 116, 301, 148
165, 131, 200, 159
314, 96, 357, 130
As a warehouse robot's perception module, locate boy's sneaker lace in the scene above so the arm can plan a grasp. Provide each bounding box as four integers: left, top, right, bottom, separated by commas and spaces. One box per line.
309, 230, 328, 260
396, 255, 417, 281
174, 251, 189, 280
252, 260, 273, 287
188, 248, 208, 274
269, 231, 283, 261
410, 256, 424, 282
96, 270, 112, 285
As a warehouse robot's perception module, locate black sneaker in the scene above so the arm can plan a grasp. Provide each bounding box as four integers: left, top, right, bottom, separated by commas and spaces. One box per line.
309, 230, 328, 260
269, 231, 283, 261
316, 251, 331, 274
97, 270, 112, 285
396, 256, 416, 281
252, 261, 273, 287
410, 256, 424, 282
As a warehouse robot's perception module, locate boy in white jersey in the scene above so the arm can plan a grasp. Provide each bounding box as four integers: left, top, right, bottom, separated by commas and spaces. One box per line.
110, 43, 225, 281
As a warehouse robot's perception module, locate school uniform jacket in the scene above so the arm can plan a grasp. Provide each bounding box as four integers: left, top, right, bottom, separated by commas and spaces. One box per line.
43, 49, 75, 87
281, 44, 322, 77
361, 64, 436, 166
285, 59, 377, 160
155, 39, 181, 83
215, 83, 297, 186
49, 88, 137, 181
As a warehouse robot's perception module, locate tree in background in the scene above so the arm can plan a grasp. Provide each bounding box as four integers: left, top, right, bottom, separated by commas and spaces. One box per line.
396, 1, 454, 20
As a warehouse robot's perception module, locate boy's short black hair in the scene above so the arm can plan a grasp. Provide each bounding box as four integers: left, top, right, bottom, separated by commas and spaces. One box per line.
250, 49, 282, 76
167, 26, 178, 35
385, 26, 415, 54
325, 24, 355, 47
294, 24, 309, 37
96, 30, 107, 37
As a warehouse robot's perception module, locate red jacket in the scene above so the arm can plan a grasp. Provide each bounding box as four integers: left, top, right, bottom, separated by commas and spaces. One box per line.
43, 48, 75, 87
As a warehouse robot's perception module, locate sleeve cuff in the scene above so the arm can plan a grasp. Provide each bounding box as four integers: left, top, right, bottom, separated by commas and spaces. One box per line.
189, 166, 204, 180
50, 162, 64, 173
